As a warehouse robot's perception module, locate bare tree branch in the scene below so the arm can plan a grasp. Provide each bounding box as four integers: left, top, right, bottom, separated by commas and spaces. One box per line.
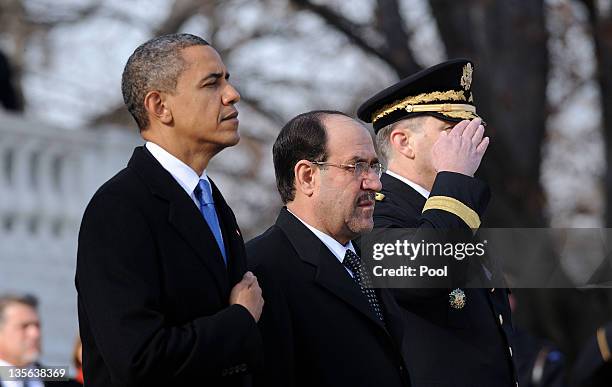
238, 93, 285, 126
153, 0, 206, 36
22, 3, 102, 28
581, 0, 612, 226
288, 0, 402, 74
374, 0, 420, 76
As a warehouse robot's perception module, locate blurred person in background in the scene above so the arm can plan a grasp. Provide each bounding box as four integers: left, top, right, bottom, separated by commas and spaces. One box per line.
0, 294, 77, 386
0, 50, 22, 112
509, 294, 567, 387
0, 294, 42, 386
76, 33, 263, 387
571, 321, 612, 387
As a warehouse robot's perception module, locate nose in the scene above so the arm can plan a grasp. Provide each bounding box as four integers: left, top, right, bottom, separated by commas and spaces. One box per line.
29, 323, 41, 340
222, 82, 240, 105
362, 173, 382, 192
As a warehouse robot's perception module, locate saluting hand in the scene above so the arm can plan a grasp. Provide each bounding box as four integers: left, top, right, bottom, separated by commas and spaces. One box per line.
431, 118, 489, 177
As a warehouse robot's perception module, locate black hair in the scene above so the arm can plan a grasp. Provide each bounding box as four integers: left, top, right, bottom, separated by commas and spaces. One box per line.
273, 110, 350, 204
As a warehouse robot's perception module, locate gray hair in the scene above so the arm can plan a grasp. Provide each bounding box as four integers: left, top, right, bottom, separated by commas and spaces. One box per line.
375, 122, 396, 167
0, 294, 38, 328
121, 33, 210, 131
375, 115, 428, 167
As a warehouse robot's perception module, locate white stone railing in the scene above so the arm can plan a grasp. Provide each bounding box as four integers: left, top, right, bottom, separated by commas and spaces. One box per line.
0, 111, 141, 367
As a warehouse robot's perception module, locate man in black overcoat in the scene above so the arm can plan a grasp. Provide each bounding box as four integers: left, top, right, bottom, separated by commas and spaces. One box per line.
247, 110, 410, 387
76, 34, 264, 387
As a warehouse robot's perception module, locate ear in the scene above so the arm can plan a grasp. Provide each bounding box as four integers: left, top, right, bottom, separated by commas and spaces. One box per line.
143, 90, 173, 126
389, 128, 416, 159
294, 160, 317, 198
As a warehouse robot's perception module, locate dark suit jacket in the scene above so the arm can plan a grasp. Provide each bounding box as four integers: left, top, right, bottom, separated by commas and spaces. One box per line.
246, 208, 410, 387
373, 171, 517, 387
76, 146, 262, 387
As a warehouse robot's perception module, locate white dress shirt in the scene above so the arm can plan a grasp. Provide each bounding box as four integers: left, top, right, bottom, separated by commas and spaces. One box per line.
146, 142, 210, 210
286, 209, 356, 277
0, 359, 44, 387
385, 169, 431, 198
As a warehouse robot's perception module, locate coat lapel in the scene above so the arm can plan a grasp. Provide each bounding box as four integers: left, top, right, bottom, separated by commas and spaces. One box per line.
378, 289, 406, 351
209, 179, 247, 286
128, 146, 229, 297
275, 208, 387, 332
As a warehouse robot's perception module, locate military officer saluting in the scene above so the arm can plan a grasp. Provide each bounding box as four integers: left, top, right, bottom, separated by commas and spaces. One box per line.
357, 59, 518, 386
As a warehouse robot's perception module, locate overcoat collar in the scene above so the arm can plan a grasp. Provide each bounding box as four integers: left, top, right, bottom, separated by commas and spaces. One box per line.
128, 146, 238, 297
275, 207, 389, 332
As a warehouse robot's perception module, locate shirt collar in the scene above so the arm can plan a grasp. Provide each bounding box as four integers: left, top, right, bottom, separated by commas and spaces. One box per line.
0, 358, 15, 367
0, 358, 37, 368
146, 141, 209, 196
385, 169, 430, 198
286, 208, 356, 264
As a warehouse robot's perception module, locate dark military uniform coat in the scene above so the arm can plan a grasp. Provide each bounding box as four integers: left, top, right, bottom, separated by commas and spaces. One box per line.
373, 171, 518, 387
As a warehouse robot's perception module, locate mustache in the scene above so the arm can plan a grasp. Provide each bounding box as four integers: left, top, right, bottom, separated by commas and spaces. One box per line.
357, 191, 376, 203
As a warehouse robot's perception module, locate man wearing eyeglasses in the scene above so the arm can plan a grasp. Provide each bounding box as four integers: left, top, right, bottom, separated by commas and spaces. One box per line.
246, 110, 410, 387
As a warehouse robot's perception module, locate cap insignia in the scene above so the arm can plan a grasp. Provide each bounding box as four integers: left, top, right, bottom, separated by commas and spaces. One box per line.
461, 63, 473, 90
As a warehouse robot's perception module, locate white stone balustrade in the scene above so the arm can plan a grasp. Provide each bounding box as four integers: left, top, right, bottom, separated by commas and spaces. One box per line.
0, 111, 141, 368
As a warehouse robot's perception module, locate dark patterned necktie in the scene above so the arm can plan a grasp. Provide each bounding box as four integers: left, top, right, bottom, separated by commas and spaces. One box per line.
343, 249, 385, 323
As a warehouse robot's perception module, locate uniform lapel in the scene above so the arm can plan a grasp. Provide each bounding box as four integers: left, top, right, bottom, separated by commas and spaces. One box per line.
381, 173, 427, 217
128, 146, 229, 297
276, 208, 387, 332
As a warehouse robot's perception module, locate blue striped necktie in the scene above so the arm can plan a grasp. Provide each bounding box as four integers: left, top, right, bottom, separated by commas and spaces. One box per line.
194, 179, 227, 265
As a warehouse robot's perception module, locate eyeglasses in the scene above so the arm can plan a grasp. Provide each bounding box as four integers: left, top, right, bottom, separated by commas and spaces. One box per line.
310, 161, 383, 178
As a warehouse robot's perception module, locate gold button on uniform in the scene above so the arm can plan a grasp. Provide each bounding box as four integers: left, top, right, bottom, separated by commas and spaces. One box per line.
491, 288, 495, 292
499, 314, 504, 325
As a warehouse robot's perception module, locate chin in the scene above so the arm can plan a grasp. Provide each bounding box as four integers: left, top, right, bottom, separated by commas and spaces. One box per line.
223, 127, 241, 146
349, 219, 374, 235
22, 351, 40, 365
228, 132, 240, 146
213, 132, 240, 150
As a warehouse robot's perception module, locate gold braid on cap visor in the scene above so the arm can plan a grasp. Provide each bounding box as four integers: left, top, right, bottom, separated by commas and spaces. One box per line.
371, 90, 477, 124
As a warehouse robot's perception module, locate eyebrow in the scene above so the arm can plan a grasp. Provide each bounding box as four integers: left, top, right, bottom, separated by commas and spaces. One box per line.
199, 71, 230, 84
347, 156, 380, 164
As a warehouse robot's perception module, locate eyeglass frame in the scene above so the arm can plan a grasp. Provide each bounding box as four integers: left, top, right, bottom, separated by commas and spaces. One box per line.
309, 160, 384, 178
